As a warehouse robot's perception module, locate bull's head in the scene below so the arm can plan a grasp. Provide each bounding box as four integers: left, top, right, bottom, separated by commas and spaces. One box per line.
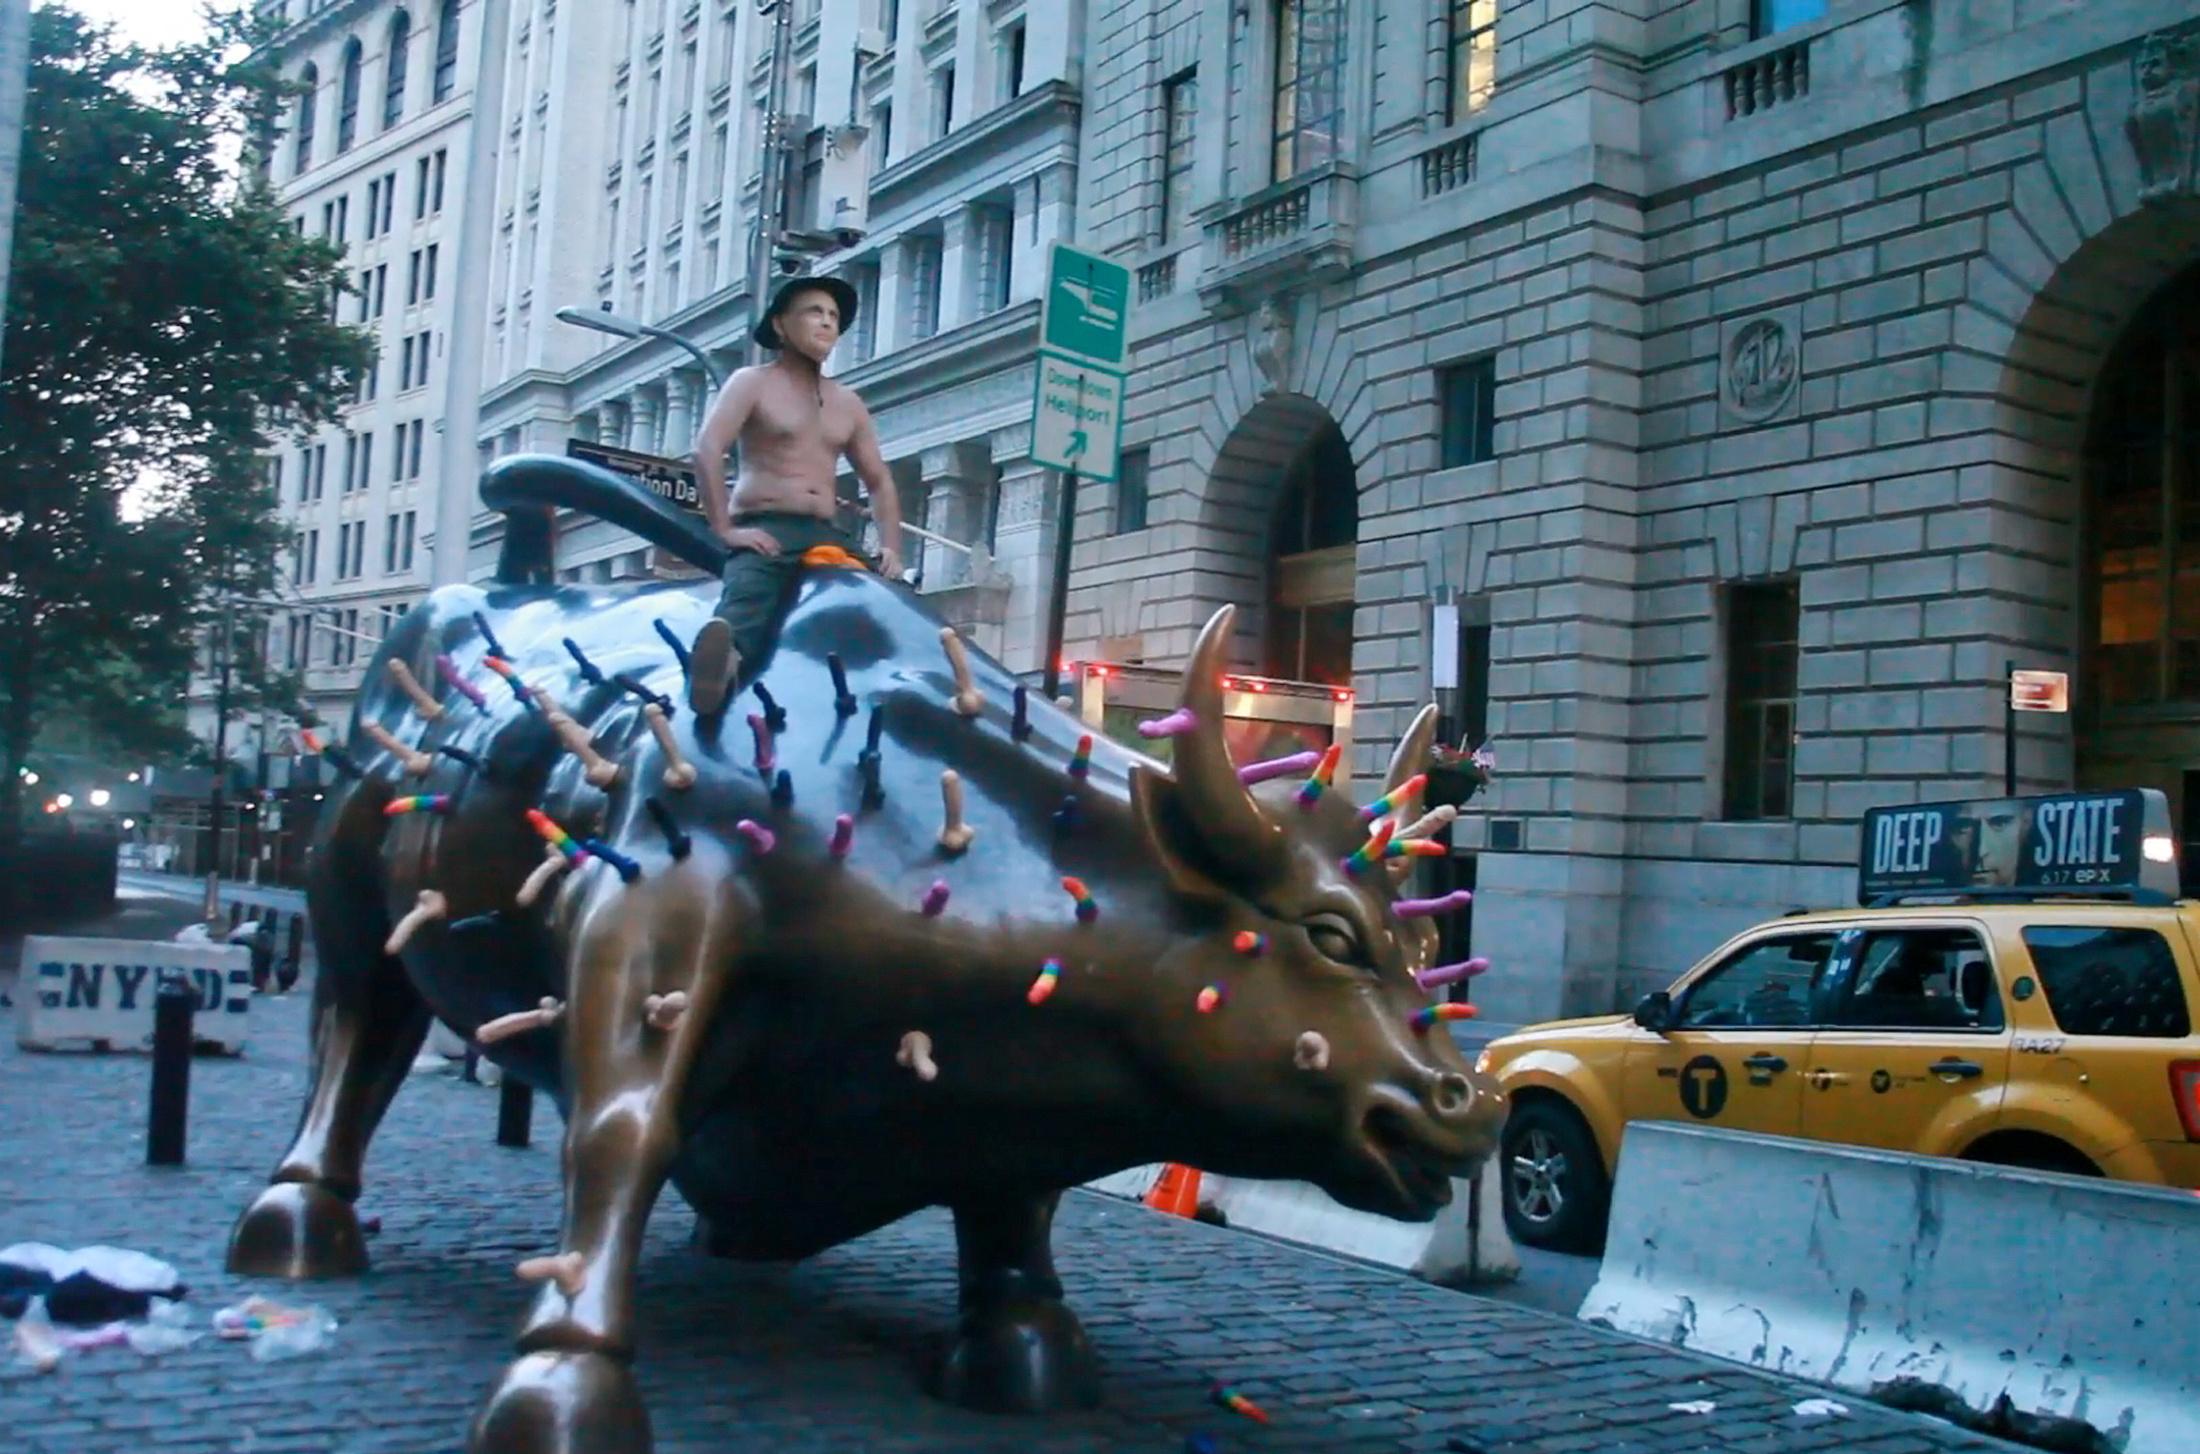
1122, 606, 1504, 1219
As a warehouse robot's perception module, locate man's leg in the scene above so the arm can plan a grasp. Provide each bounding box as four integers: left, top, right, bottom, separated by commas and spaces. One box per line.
689, 543, 789, 716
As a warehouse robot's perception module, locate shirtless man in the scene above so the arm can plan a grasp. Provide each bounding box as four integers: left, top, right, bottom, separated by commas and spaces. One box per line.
686, 275, 904, 715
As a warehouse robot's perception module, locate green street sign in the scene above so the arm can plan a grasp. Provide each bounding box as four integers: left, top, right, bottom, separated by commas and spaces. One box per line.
1040, 243, 1131, 373
1031, 350, 1123, 482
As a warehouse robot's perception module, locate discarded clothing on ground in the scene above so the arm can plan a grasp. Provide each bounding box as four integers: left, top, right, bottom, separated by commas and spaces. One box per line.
0, 1243, 185, 1324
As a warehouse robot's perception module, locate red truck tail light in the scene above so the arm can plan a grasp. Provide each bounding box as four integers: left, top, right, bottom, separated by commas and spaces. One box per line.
2173, 1061, 2200, 1142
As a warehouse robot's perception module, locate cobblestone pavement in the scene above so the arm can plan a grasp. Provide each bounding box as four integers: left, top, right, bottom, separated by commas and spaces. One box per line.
2, 951, 2023, 1454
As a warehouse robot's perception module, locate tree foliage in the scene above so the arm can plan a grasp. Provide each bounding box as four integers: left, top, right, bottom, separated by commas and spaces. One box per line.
0, 5, 370, 834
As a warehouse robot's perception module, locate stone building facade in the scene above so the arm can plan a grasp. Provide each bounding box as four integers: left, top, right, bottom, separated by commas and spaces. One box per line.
1066, 0, 2200, 1023
470, 0, 1082, 674
186, 0, 490, 753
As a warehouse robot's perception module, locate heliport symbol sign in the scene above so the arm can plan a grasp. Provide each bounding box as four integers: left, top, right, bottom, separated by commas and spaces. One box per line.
1031, 353, 1124, 482
1039, 243, 1131, 372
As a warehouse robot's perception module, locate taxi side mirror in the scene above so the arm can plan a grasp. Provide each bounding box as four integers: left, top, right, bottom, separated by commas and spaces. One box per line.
1632, 991, 1674, 1033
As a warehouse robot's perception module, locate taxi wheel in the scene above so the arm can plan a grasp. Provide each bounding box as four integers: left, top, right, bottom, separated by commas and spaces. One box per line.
1500, 1100, 1609, 1253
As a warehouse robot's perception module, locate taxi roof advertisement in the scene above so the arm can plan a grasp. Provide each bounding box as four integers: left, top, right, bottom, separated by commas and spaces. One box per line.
1856, 789, 2176, 904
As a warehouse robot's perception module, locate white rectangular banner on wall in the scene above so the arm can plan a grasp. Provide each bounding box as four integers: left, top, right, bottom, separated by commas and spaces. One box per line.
14, 936, 254, 1056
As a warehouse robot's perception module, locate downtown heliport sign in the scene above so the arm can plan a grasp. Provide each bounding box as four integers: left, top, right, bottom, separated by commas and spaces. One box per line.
1031, 243, 1130, 483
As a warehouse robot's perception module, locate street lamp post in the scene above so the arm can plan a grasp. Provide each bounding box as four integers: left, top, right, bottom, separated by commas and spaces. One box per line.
554, 305, 726, 395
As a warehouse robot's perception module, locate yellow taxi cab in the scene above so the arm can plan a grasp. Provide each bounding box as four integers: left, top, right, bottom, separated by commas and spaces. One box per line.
1477, 788, 2200, 1251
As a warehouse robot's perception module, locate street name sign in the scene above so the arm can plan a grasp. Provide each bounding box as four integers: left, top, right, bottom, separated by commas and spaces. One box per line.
567, 438, 702, 514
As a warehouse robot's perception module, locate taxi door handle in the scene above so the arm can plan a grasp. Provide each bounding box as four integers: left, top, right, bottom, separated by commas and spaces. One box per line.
1742, 1053, 1788, 1073
1807, 1068, 1850, 1088
1930, 1057, 1984, 1080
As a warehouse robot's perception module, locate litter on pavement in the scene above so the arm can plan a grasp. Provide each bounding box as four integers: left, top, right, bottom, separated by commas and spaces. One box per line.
214, 1296, 339, 1361
0, 1243, 185, 1323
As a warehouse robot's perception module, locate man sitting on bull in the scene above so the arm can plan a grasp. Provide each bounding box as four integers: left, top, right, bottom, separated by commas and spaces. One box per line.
685, 274, 907, 716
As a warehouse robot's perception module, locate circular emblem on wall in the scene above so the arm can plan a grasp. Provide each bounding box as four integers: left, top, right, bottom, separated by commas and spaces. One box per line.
1871, 1068, 1893, 1094
1723, 316, 1799, 423
1678, 1055, 1729, 1119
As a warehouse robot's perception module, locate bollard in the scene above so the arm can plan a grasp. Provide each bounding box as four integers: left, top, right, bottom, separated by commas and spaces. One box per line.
496, 1077, 534, 1148
279, 912, 305, 992
147, 978, 196, 1166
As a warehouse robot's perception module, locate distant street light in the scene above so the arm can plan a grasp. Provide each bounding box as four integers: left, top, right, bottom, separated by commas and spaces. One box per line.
55, 793, 72, 809
555, 304, 726, 394
89, 788, 111, 807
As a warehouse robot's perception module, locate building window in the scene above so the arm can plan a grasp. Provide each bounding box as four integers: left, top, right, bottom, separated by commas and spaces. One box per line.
384, 10, 412, 129
976, 204, 1013, 314
401, 511, 417, 571
433, 1, 461, 103
337, 39, 363, 152
384, 513, 401, 573
871, 101, 892, 170
848, 260, 880, 362
2089, 266, 2200, 710
1753, 0, 1828, 38
1264, 421, 1357, 686
423, 243, 438, 301
1160, 68, 1197, 240
1446, 0, 1497, 123
931, 63, 955, 141
1437, 357, 1497, 468
880, 0, 899, 42
1721, 579, 1799, 821
1114, 447, 1150, 533
293, 64, 318, 170
432, 148, 448, 212
1001, 22, 1026, 101
908, 234, 942, 340
1271, 0, 1344, 183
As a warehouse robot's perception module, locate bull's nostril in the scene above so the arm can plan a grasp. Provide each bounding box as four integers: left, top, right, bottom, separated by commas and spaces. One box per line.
1432, 1073, 1472, 1116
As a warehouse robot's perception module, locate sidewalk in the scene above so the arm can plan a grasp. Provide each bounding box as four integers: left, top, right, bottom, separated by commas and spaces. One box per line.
0, 943, 2024, 1452
116, 868, 307, 918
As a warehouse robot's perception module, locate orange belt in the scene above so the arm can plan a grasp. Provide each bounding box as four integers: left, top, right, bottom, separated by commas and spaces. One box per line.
800, 544, 870, 571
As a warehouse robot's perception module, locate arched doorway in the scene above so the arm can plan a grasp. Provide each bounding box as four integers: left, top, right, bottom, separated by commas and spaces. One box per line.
2081, 262, 2200, 885
1262, 418, 1358, 687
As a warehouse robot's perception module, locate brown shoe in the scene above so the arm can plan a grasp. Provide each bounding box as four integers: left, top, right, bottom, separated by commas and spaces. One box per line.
688, 619, 738, 717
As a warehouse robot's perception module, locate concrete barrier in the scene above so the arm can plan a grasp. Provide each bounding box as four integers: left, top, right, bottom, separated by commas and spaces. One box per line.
1581, 1122, 2200, 1454
1084, 1160, 1518, 1286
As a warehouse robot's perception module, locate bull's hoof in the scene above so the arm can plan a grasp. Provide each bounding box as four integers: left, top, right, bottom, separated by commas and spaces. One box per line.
469, 1351, 651, 1454
226, 1182, 368, 1279
928, 1297, 1102, 1414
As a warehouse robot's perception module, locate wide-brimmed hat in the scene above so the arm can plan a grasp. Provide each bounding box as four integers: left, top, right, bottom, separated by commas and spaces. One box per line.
754, 273, 861, 349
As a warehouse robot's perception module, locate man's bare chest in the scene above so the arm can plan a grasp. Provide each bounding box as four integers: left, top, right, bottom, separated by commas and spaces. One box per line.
747, 389, 853, 453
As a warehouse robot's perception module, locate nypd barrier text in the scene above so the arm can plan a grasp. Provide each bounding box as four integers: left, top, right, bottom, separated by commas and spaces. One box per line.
15, 936, 255, 1055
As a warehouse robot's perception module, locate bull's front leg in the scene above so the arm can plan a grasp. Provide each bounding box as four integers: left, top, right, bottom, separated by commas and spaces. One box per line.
468, 868, 742, 1454
929, 1191, 1102, 1414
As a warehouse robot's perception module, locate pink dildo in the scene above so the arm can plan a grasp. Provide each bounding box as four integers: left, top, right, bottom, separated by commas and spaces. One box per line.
1414, 957, 1491, 993
1136, 707, 1197, 740
829, 813, 855, 860
1394, 889, 1474, 920
921, 881, 950, 917
1236, 751, 1321, 786
736, 819, 776, 854
748, 713, 776, 772
436, 654, 489, 710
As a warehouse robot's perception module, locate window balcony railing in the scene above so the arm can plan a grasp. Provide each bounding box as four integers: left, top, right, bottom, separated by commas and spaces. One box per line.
1722, 38, 1810, 121
1197, 166, 1357, 304
1419, 131, 1478, 198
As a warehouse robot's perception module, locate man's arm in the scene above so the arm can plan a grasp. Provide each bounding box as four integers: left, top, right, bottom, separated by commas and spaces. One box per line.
692, 369, 761, 543
844, 400, 903, 578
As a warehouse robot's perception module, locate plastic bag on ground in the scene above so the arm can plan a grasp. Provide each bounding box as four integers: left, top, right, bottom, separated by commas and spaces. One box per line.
126, 1298, 201, 1356
214, 1295, 337, 1361
10, 1297, 63, 1374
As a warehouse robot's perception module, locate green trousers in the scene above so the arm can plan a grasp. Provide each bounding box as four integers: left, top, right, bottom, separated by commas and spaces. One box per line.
711, 511, 866, 663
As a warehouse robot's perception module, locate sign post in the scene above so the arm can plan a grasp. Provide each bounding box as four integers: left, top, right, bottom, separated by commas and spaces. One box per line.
1033, 243, 1132, 700
2005, 663, 2071, 795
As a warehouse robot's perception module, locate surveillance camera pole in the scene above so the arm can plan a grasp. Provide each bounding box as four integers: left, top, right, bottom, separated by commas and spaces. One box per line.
746, 0, 797, 368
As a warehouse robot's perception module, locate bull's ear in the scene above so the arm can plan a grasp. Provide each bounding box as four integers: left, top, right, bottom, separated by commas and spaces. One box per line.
1129, 764, 1234, 904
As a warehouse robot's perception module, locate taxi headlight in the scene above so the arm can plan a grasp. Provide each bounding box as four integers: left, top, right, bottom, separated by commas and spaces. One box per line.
1474, 1049, 1493, 1076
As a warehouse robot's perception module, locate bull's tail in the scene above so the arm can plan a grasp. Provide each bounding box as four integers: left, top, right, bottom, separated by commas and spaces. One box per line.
479, 453, 730, 586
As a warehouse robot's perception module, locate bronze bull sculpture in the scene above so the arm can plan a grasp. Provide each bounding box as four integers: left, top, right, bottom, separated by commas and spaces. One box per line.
224, 457, 1505, 1454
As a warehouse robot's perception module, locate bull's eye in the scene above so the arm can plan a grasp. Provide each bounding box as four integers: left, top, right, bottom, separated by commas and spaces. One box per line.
1304, 913, 1370, 968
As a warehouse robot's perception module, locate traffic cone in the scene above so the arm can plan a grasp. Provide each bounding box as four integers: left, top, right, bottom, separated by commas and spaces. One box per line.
1144, 1163, 1203, 1218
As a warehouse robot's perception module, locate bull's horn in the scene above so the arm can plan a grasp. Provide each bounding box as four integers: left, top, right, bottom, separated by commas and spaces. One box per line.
1383, 704, 1441, 809
1172, 606, 1286, 880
